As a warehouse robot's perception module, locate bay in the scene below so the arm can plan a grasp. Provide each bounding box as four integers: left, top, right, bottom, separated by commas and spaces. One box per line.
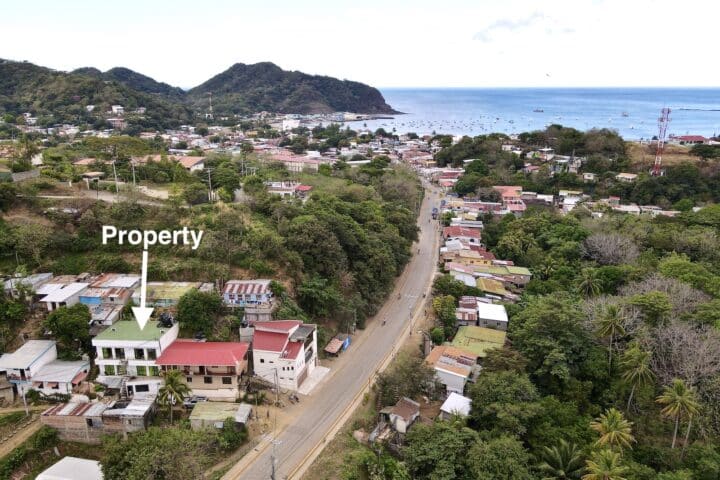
348, 88, 720, 140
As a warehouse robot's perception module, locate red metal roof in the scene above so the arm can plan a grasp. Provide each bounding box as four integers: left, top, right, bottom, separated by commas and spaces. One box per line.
252, 330, 289, 352
156, 340, 249, 366
443, 226, 481, 239
223, 280, 271, 296
296, 185, 313, 192
283, 341, 302, 360
676, 135, 707, 142
254, 320, 301, 333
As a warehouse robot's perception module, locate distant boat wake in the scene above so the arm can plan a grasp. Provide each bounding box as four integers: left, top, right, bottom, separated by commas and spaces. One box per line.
678, 108, 720, 111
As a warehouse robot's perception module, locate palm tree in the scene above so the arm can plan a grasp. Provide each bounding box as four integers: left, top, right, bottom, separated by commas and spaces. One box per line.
582, 449, 628, 480
595, 304, 627, 368
656, 378, 700, 449
619, 344, 654, 412
537, 439, 585, 479
590, 408, 635, 451
158, 369, 191, 424
579, 268, 602, 297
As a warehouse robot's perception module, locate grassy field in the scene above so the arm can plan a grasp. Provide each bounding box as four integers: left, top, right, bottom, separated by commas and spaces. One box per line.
627, 141, 696, 168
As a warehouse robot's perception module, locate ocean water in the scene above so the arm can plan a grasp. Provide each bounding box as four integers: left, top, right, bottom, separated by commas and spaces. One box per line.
347, 88, 720, 140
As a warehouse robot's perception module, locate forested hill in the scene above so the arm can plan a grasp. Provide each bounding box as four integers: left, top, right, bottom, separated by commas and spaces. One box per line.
72, 66, 187, 99
0, 60, 193, 129
187, 62, 398, 115
0, 59, 397, 127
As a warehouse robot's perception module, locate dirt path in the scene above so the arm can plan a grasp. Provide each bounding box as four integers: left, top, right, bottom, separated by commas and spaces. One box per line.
0, 418, 41, 458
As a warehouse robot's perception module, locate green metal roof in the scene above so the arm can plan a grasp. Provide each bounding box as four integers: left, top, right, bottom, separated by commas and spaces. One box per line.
506, 266, 532, 276
451, 326, 506, 358
94, 319, 169, 342
189, 402, 241, 421
476, 278, 509, 296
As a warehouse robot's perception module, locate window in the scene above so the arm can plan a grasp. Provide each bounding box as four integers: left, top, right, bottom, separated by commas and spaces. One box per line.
86, 419, 94, 427
115, 348, 125, 359
260, 359, 265, 363
149, 366, 160, 376
222, 377, 232, 385
52, 383, 59, 390
134, 349, 145, 359
136, 366, 147, 376
147, 349, 157, 360
204, 376, 212, 384
186, 377, 192, 383
135, 384, 149, 393
102, 348, 112, 359
104, 365, 115, 375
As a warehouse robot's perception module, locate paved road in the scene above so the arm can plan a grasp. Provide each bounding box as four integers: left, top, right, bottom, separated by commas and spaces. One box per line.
223, 183, 441, 480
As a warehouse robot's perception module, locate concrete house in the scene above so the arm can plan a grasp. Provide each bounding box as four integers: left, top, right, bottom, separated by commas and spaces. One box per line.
252, 321, 317, 391
39, 282, 89, 311
3, 273, 53, 299
189, 402, 252, 430
93, 320, 179, 395
41, 396, 156, 444
30, 360, 89, 396
387, 397, 420, 434
425, 345, 477, 395
0, 340, 57, 396
476, 302, 509, 331
156, 340, 249, 401
222, 279, 273, 307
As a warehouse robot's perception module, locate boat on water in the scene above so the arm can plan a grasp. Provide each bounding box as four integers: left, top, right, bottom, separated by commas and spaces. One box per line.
622, 112, 629, 117
533, 108, 544, 113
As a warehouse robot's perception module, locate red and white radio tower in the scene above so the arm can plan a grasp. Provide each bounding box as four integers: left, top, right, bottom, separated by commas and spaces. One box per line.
652, 107, 671, 176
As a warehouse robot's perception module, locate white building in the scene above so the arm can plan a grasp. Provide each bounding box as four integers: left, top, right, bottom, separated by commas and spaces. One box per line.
425, 345, 477, 395
3, 273, 53, 299
93, 320, 179, 395
252, 321, 317, 391
39, 282, 89, 311
37, 457, 103, 480
0, 340, 57, 396
476, 302, 509, 331
0, 341, 91, 398
30, 360, 89, 396
439, 392, 472, 420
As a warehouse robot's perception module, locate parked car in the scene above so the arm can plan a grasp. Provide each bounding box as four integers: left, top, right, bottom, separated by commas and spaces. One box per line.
183, 395, 208, 409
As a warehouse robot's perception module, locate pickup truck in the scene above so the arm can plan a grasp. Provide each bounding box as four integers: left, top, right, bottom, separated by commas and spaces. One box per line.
183, 395, 208, 409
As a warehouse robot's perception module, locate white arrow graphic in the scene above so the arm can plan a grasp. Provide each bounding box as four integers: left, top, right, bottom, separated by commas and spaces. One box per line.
132, 249, 154, 330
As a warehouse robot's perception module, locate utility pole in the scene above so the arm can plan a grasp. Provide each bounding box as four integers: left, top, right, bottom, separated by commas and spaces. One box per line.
270, 438, 282, 480
111, 160, 120, 198
130, 160, 136, 187
274, 368, 279, 406
206, 167, 214, 202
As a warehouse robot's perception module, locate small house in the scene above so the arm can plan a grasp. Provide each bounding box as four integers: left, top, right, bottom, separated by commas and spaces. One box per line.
439, 392, 472, 420
189, 401, 252, 430
37, 457, 103, 480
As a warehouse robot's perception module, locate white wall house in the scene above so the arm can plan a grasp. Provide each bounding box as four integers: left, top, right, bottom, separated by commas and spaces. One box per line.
39, 282, 89, 311
425, 345, 476, 395
0, 340, 58, 396
476, 302, 509, 331
252, 321, 317, 391
30, 360, 89, 396
93, 320, 179, 395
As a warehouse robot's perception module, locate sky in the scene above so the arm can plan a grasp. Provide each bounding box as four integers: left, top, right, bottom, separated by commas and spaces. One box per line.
2, 0, 718, 89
